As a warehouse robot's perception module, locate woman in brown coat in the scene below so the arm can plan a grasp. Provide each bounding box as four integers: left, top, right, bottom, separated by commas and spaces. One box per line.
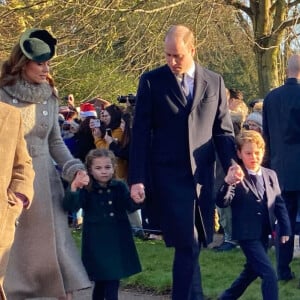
0, 29, 91, 299
0, 102, 35, 300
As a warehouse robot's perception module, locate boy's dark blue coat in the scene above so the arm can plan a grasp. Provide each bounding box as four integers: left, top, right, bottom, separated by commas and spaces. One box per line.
216, 166, 291, 240
63, 179, 141, 281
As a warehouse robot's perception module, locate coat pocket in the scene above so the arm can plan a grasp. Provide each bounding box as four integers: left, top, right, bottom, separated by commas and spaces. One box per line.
0, 189, 23, 248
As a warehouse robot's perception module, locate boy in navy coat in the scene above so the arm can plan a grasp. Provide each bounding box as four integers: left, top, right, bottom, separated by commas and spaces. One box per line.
216, 130, 291, 300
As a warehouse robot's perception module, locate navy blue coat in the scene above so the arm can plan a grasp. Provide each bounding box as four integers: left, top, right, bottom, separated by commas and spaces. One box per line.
216, 167, 291, 240
263, 78, 300, 191
63, 180, 142, 281
129, 64, 236, 247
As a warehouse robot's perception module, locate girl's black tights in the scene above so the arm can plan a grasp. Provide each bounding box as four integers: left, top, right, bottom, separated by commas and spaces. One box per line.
92, 280, 120, 300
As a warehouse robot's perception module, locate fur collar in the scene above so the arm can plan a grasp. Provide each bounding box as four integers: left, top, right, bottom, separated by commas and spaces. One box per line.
3, 79, 56, 104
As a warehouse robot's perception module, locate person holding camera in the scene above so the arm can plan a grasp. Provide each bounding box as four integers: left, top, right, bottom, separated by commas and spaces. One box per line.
92, 104, 125, 178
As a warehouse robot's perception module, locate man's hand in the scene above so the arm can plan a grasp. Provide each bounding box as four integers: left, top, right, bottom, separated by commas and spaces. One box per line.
130, 183, 145, 203
225, 160, 245, 185
281, 236, 290, 244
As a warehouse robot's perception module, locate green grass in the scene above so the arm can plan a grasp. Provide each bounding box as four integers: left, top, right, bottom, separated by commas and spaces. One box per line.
72, 230, 300, 299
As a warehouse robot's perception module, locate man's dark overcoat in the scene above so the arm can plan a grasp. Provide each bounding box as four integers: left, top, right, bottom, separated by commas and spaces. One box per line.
129, 64, 236, 247
263, 78, 300, 191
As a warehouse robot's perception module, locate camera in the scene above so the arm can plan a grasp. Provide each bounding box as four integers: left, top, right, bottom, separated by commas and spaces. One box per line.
89, 119, 101, 129
106, 128, 112, 137
117, 93, 136, 105
242, 123, 250, 130
62, 122, 71, 131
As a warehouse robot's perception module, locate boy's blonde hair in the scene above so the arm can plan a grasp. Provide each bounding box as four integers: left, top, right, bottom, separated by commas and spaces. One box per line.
235, 130, 265, 152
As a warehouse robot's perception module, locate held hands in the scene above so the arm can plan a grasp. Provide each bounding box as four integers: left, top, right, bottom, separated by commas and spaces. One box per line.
281, 236, 290, 244
130, 183, 145, 203
225, 162, 245, 185
71, 170, 90, 192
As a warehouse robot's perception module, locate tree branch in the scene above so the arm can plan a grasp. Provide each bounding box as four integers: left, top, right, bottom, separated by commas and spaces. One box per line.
288, 0, 300, 8
63, 0, 187, 14
275, 16, 300, 33
223, 0, 253, 17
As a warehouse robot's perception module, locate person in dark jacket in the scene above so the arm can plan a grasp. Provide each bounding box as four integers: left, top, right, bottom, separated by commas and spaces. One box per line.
263, 54, 300, 282
129, 24, 236, 299
216, 130, 291, 300
63, 149, 141, 300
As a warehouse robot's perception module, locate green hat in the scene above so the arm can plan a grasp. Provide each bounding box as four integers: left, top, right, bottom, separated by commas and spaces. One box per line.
20, 28, 57, 62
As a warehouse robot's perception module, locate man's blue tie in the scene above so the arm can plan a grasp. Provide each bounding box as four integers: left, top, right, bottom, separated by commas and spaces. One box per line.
181, 74, 192, 101
250, 174, 265, 200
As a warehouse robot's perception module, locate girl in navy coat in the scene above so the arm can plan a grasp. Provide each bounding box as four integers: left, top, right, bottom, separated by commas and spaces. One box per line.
216, 130, 291, 300
63, 149, 141, 300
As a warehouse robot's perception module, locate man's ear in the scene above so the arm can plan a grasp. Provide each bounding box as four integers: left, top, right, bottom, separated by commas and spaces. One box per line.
191, 47, 196, 57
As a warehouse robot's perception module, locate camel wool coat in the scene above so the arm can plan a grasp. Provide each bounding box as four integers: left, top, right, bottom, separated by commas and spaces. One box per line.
0, 80, 91, 299
0, 102, 35, 300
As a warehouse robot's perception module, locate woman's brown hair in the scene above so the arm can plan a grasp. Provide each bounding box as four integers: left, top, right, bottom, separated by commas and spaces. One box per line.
0, 43, 55, 88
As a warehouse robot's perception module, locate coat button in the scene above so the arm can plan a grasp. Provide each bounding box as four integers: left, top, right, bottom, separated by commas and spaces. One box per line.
42, 110, 48, 116
98, 190, 103, 194
43, 100, 48, 104
12, 98, 18, 104
109, 212, 114, 217
108, 201, 112, 205
107, 189, 111, 193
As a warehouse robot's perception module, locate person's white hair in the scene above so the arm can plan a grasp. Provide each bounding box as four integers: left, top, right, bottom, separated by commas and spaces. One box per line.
246, 112, 262, 130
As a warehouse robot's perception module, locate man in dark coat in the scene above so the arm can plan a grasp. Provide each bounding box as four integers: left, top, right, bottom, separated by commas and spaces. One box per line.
129, 25, 236, 300
263, 54, 300, 282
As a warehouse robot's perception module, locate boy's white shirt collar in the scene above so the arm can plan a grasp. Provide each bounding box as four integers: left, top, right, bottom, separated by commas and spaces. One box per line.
247, 168, 262, 176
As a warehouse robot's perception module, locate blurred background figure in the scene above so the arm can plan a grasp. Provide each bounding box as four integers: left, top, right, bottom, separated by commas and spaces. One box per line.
227, 88, 245, 112
249, 98, 264, 113
244, 111, 263, 133
73, 102, 97, 163
263, 54, 300, 283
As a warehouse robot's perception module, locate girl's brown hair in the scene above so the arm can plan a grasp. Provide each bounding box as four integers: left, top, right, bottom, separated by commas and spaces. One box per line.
85, 149, 117, 190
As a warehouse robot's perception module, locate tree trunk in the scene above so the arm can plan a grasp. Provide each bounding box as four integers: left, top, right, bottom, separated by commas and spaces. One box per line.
255, 44, 280, 98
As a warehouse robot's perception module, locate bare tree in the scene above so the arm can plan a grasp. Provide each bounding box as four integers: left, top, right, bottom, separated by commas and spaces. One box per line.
224, 0, 300, 97
0, 0, 257, 101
